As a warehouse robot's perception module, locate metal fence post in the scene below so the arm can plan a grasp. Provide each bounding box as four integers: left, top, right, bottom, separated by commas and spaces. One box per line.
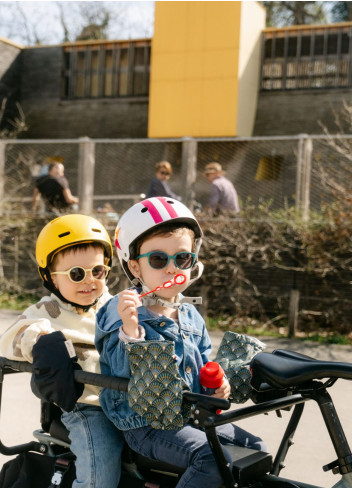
0, 142, 5, 217
288, 289, 300, 337
181, 137, 198, 210
295, 134, 312, 221
78, 137, 95, 215
301, 136, 312, 222
295, 136, 304, 211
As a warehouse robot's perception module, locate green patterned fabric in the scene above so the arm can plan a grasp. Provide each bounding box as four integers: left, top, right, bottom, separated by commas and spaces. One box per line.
126, 341, 191, 430
215, 332, 266, 404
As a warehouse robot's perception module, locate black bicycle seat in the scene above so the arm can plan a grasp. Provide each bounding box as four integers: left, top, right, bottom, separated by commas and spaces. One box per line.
250, 350, 352, 390
272, 349, 318, 361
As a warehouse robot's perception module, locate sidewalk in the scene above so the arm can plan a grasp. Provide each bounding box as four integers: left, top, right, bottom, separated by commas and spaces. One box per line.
0, 309, 352, 486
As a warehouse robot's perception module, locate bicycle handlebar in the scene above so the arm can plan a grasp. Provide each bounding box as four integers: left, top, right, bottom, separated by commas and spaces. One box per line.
0, 356, 232, 410
0, 356, 129, 392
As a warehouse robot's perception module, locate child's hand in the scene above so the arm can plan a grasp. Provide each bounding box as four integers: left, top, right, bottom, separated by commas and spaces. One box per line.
213, 378, 231, 399
118, 289, 140, 338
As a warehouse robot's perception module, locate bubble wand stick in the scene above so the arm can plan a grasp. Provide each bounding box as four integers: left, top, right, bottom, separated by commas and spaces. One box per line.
139, 273, 186, 298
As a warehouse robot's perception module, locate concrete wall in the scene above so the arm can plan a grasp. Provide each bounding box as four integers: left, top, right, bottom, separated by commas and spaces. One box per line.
20, 46, 149, 139
253, 89, 352, 136
0, 38, 22, 131
0, 38, 22, 78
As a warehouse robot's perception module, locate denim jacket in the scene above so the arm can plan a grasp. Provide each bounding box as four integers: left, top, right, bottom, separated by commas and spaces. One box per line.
95, 288, 212, 431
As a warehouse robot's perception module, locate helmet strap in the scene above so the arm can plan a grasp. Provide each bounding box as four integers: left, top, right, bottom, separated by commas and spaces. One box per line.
188, 261, 204, 287
42, 268, 99, 312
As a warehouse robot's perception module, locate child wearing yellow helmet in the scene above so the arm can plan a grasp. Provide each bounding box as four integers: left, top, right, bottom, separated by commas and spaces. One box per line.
0, 214, 123, 488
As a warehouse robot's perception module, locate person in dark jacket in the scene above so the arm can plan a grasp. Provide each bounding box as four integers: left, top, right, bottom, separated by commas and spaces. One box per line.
32, 161, 79, 214
146, 160, 181, 201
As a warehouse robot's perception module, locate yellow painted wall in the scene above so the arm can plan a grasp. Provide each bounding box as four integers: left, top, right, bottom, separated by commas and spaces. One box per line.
148, 1, 242, 138
148, 1, 265, 138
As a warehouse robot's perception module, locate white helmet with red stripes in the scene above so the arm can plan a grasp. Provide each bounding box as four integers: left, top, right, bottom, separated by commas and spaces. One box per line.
115, 197, 203, 282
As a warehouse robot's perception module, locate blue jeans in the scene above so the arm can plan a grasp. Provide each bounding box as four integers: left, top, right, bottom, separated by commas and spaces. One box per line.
124, 422, 267, 488
61, 404, 124, 488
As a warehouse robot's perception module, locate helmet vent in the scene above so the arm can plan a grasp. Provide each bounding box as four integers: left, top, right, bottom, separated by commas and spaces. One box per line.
141, 207, 148, 213
91, 228, 102, 233
58, 232, 70, 238
166, 200, 174, 204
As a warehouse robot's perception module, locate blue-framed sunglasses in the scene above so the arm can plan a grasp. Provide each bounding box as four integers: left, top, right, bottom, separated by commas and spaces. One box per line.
136, 251, 197, 270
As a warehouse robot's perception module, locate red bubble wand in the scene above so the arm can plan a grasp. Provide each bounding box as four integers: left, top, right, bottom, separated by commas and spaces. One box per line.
139, 273, 186, 298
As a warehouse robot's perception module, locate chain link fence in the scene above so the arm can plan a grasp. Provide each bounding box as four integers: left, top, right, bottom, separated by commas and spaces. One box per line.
311, 135, 352, 211
1, 134, 351, 334
0, 134, 338, 217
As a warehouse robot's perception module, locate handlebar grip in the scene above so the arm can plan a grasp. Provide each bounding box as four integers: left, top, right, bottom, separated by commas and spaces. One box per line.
183, 391, 231, 410
73, 370, 129, 392
0, 358, 33, 374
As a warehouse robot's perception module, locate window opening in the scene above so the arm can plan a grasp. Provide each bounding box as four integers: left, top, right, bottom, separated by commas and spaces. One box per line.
261, 25, 352, 90
62, 40, 151, 99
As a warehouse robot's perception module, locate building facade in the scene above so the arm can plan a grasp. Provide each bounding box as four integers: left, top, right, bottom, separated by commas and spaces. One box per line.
254, 22, 352, 135
1, 3, 352, 139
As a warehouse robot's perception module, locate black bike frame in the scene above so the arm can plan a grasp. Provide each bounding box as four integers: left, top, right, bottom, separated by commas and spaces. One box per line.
0, 357, 351, 488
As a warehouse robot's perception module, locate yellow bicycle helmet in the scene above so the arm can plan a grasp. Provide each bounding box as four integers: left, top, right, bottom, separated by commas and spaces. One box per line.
36, 214, 112, 270
36, 214, 113, 309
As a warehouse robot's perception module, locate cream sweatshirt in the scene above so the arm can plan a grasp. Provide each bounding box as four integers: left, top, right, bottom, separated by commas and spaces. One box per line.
0, 289, 112, 406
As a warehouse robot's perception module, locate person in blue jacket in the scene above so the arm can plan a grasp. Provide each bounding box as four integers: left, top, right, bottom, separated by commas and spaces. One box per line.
146, 160, 181, 201
95, 196, 266, 488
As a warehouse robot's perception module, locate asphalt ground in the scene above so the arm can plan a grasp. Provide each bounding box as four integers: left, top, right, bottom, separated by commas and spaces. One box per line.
0, 309, 352, 487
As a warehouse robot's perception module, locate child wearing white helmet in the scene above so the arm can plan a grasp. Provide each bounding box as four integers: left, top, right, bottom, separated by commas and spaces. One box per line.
0, 214, 123, 488
96, 197, 267, 488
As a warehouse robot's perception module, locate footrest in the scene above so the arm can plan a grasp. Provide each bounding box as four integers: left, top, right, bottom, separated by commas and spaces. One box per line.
227, 446, 273, 485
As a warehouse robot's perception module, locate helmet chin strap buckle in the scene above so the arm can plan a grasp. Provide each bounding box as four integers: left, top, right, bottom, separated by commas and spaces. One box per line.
180, 297, 202, 305
141, 294, 202, 309
141, 295, 181, 309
